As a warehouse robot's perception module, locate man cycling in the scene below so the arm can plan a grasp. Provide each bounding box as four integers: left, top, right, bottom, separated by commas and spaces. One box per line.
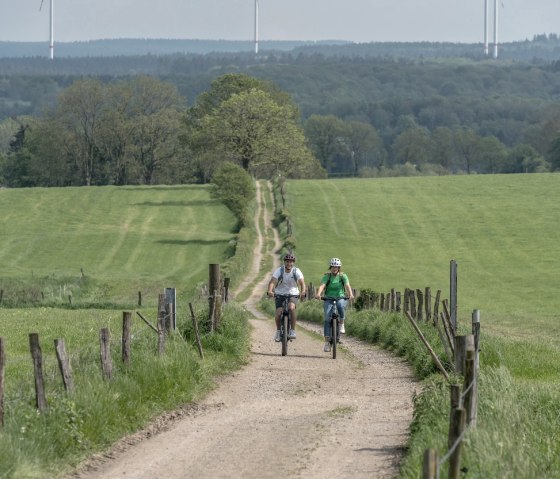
267, 253, 306, 341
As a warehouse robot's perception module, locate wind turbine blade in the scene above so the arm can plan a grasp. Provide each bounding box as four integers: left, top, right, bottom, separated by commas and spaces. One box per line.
39, 0, 44, 10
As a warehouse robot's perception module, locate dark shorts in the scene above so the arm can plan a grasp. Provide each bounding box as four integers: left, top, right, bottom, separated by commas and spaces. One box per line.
275, 296, 299, 309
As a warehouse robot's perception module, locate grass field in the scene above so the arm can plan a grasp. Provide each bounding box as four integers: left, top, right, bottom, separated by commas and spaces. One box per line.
0, 185, 237, 306
285, 173, 560, 343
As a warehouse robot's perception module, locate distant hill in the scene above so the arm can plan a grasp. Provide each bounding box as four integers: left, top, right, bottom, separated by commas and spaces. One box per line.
0, 38, 350, 58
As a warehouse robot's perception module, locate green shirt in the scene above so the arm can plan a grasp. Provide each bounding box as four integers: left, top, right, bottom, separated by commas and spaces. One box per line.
321, 272, 349, 298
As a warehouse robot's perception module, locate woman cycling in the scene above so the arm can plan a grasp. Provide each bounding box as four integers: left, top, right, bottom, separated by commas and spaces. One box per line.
315, 257, 354, 352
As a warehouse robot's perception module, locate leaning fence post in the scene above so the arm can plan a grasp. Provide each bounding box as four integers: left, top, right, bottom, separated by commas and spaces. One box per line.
29, 333, 48, 412
122, 311, 132, 367
54, 338, 74, 392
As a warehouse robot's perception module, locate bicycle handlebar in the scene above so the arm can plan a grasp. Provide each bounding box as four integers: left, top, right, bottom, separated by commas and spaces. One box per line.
273, 293, 300, 299
320, 296, 349, 301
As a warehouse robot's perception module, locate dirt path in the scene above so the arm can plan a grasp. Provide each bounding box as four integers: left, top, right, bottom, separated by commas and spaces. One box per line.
69, 181, 417, 479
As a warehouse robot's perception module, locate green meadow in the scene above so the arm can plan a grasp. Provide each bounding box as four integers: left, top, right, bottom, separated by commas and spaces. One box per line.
0, 184, 250, 478
1, 175, 559, 478
283, 173, 560, 478
0, 185, 238, 306
286, 173, 560, 344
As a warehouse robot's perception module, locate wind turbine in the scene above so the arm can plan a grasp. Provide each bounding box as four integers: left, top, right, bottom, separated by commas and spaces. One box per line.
254, 0, 259, 54
39, 0, 54, 60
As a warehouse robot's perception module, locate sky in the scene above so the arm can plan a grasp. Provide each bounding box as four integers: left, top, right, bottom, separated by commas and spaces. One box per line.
2, 0, 559, 44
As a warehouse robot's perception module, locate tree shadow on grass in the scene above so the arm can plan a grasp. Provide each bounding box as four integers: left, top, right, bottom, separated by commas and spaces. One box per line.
156, 239, 232, 246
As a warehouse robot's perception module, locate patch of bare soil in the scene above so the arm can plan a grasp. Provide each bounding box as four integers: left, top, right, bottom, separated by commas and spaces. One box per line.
67, 181, 418, 479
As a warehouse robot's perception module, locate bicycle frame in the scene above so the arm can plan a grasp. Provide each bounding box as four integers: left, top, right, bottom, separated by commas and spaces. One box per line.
322, 296, 348, 359
275, 294, 299, 356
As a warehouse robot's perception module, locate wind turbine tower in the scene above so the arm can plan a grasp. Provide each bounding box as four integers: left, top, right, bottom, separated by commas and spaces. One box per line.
49, 0, 54, 60
493, 0, 499, 59
40, 0, 54, 60
483, 0, 489, 55
254, 0, 259, 54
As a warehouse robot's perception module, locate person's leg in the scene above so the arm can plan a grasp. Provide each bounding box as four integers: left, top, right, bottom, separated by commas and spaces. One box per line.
337, 299, 347, 334
273, 297, 283, 341
289, 301, 297, 329
288, 301, 297, 338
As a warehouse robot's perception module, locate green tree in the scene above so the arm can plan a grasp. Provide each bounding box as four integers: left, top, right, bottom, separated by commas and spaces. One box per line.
193, 88, 324, 179
210, 162, 255, 225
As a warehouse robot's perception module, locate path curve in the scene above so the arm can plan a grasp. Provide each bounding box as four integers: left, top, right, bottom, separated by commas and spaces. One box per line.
68, 180, 417, 479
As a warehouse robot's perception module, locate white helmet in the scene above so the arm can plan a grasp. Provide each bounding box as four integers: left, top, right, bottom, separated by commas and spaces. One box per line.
329, 257, 342, 267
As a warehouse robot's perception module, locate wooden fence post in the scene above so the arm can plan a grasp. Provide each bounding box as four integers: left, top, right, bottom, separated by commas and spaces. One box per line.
416, 289, 424, 321
403, 288, 410, 315
29, 333, 47, 412
423, 448, 439, 479
122, 312, 132, 367
425, 287, 432, 322
54, 338, 74, 392
454, 334, 474, 376
409, 289, 417, 319
209, 264, 221, 326
433, 289, 441, 326
223, 277, 230, 303
0, 337, 5, 428
157, 302, 166, 355
395, 291, 401, 312
471, 310, 481, 426
448, 407, 466, 479
450, 259, 458, 332
99, 328, 113, 380
464, 349, 476, 426
138, 291, 142, 306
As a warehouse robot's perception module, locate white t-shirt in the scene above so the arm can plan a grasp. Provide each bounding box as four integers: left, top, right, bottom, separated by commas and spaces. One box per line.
273, 266, 303, 295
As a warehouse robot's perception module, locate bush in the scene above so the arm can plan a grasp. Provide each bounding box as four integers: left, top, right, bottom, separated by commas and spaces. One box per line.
210, 162, 255, 225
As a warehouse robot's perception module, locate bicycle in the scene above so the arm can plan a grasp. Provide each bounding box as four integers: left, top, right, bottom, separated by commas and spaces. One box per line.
275, 294, 299, 356
321, 296, 349, 359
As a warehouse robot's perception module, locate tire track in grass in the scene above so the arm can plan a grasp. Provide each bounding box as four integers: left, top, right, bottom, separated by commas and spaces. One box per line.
314, 180, 341, 237
329, 181, 359, 237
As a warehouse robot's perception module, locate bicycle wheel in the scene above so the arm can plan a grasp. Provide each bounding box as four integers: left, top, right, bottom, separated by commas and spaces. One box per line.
331, 314, 337, 359
281, 312, 288, 356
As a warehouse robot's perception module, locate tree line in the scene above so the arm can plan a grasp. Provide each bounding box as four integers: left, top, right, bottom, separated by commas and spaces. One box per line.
2, 45, 560, 184
0, 74, 325, 188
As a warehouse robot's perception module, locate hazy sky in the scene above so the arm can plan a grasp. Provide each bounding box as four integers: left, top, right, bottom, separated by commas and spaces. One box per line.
2, 0, 559, 44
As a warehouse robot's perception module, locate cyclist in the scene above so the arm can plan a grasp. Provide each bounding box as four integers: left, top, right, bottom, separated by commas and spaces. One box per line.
315, 257, 354, 352
267, 253, 306, 341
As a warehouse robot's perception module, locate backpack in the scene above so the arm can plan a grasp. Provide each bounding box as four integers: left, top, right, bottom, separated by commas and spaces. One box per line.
277, 266, 298, 285
325, 272, 346, 291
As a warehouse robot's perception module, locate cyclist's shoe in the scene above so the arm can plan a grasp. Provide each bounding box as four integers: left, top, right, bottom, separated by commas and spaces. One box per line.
340, 322, 346, 334
323, 342, 331, 352
274, 330, 281, 342
288, 329, 296, 339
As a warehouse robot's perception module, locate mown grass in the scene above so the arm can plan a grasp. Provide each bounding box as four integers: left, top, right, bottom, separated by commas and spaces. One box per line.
280, 174, 560, 479
0, 185, 238, 308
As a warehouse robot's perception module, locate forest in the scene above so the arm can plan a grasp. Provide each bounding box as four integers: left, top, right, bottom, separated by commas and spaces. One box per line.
2, 35, 560, 186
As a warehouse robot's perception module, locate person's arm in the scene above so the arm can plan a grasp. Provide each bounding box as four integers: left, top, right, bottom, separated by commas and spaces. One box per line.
297, 277, 306, 298
344, 275, 354, 300
315, 283, 325, 299
267, 277, 277, 297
